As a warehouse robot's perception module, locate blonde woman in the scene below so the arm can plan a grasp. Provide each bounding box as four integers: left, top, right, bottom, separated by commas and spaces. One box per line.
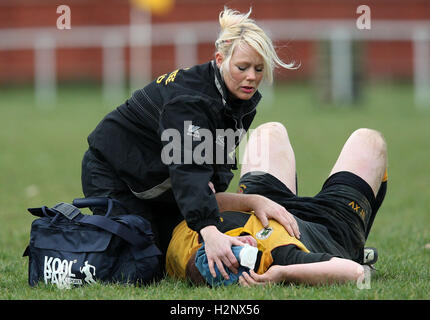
81, 7, 297, 281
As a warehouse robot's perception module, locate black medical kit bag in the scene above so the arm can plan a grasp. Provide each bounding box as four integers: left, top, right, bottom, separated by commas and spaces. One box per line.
23, 197, 161, 288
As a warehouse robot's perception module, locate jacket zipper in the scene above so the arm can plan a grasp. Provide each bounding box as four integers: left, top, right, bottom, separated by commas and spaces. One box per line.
232, 104, 257, 143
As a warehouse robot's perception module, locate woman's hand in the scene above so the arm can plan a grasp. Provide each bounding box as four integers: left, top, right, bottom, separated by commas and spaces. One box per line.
249, 195, 300, 239
238, 266, 286, 287
199, 225, 248, 280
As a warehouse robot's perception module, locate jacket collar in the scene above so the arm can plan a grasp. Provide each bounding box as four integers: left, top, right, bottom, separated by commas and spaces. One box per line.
211, 60, 228, 107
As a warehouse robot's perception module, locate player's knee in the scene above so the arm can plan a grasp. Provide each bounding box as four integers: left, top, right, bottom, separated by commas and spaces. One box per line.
351, 128, 387, 159
256, 122, 289, 140
256, 121, 286, 132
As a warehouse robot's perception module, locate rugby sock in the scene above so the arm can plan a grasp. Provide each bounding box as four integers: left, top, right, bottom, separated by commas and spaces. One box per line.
295, 171, 298, 195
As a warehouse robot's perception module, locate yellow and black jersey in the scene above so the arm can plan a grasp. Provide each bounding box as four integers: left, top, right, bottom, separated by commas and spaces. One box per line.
166, 210, 333, 280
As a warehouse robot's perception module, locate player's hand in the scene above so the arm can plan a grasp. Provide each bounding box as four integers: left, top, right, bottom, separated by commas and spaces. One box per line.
238, 267, 285, 287
249, 195, 300, 239
236, 235, 257, 247
199, 226, 247, 280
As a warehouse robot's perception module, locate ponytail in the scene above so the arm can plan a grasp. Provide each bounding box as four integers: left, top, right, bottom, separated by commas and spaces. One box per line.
215, 7, 298, 83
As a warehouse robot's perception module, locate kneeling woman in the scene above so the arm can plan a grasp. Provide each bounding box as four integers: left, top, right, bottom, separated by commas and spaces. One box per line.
81, 7, 299, 278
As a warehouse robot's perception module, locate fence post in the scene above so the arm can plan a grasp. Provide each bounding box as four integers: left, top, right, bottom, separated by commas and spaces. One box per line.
34, 34, 56, 107
129, 7, 152, 93
102, 33, 126, 106
175, 28, 197, 69
330, 28, 353, 105
413, 28, 430, 108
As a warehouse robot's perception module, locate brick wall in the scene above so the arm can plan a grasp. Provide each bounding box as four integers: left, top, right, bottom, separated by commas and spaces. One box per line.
1, 0, 429, 84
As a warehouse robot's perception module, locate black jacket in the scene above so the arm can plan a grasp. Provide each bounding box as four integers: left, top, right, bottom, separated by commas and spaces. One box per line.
87, 61, 261, 232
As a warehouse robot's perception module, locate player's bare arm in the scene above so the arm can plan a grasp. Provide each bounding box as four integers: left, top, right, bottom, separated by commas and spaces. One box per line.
239, 257, 364, 286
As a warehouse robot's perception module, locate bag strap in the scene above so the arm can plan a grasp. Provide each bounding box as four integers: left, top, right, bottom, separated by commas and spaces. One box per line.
75, 214, 152, 249
51, 200, 152, 249
27, 197, 128, 218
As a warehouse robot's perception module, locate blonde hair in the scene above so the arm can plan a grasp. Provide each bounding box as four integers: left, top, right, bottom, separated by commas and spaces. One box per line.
215, 7, 298, 84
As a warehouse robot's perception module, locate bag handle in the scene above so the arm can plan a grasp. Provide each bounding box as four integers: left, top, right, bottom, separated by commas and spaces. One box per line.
72, 197, 110, 208
72, 197, 129, 217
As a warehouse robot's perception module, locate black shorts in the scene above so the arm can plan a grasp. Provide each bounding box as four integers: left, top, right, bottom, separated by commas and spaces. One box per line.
238, 171, 378, 262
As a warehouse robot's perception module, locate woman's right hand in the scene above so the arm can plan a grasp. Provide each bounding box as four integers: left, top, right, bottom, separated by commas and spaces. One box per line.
199, 225, 247, 280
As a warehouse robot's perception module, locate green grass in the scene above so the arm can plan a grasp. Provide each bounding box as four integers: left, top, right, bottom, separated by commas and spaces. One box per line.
1, 82, 429, 300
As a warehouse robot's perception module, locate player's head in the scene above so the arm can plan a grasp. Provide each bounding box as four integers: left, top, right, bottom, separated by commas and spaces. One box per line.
185, 238, 257, 287
185, 248, 242, 287
214, 6, 297, 97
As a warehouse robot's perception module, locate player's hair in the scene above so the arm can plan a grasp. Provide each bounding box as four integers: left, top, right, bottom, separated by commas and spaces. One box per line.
185, 251, 207, 286
215, 7, 298, 84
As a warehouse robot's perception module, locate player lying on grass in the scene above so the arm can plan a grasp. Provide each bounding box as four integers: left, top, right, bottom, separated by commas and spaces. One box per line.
166, 122, 388, 286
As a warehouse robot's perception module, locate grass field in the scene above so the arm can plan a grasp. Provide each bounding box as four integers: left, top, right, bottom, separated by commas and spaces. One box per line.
1, 82, 429, 300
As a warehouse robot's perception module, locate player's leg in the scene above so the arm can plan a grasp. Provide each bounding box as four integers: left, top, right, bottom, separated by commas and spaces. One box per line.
329, 128, 387, 197
329, 128, 388, 240
240, 122, 297, 194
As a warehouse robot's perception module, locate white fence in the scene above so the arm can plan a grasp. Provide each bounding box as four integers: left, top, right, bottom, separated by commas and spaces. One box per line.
0, 18, 429, 107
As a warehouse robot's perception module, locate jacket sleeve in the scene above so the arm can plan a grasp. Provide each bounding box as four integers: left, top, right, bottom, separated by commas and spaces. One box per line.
211, 163, 235, 192
159, 96, 221, 232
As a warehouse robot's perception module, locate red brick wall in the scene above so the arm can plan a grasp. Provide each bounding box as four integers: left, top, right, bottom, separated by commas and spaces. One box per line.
1, 0, 429, 84
2, 0, 430, 28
